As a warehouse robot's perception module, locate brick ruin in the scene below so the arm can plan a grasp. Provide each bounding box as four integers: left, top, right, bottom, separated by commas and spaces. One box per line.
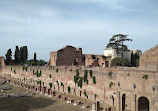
1, 45, 158, 111
49, 45, 111, 67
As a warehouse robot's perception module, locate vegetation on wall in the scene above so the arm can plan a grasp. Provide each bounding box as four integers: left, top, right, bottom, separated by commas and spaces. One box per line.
89, 70, 93, 78
93, 76, 96, 84
108, 71, 112, 78
56, 68, 58, 73
84, 90, 88, 97
143, 75, 148, 80
84, 70, 88, 82
22, 66, 28, 71
78, 77, 83, 88
76, 69, 79, 76
14, 69, 16, 74
37, 80, 42, 85
109, 82, 113, 88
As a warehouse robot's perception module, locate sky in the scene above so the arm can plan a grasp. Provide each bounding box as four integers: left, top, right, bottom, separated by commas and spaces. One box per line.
0, 0, 158, 61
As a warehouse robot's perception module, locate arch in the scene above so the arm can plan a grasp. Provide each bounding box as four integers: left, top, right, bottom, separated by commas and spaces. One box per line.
138, 96, 149, 111
122, 94, 126, 111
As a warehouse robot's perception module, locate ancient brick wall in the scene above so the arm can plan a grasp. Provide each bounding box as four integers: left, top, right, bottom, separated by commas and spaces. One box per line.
1, 66, 158, 111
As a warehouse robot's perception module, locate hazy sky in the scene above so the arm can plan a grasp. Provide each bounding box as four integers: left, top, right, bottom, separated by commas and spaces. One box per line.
0, 0, 158, 61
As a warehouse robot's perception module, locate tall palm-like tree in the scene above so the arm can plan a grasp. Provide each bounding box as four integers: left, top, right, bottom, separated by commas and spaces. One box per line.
106, 34, 132, 58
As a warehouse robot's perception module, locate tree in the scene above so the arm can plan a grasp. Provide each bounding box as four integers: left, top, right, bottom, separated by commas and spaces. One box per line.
111, 57, 131, 67
131, 52, 140, 67
20, 47, 24, 63
23, 46, 28, 62
34, 52, 36, 62
14, 46, 20, 64
5, 49, 12, 65
106, 34, 132, 58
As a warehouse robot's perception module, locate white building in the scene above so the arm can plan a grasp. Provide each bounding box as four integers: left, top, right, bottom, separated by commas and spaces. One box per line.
104, 49, 132, 62
104, 49, 142, 62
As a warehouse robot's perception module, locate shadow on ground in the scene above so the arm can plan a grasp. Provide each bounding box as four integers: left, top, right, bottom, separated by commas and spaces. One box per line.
0, 96, 56, 111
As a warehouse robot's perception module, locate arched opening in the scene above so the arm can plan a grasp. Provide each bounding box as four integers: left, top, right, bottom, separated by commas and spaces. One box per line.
112, 96, 115, 106
138, 96, 149, 111
122, 94, 126, 111
80, 91, 82, 97
105, 61, 109, 67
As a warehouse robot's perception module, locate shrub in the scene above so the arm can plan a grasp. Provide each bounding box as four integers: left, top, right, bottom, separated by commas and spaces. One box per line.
111, 57, 131, 67
86, 80, 89, 85
77, 78, 83, 88
109, 82, 113, 88
84, 91, 87, 97
74, 75, 79, 84
76, 69, 79, 76
84, 70, 88, 82
14, 69, 16, 74
70, 69, 72, 72
89, 70, 93, 78
143, 75, 148, 80
108, 71, 112, 78
56, 80, 59, 84
37, 80, 41, 85
93, 76, 96, 84
56, 68, 58, 73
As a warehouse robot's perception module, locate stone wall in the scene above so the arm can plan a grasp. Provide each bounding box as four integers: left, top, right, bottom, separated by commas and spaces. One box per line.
139, 45, 158, 71
1, 66, 158, 111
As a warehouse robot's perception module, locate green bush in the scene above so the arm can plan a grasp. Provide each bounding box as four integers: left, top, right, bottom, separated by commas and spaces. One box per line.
14, 69, 16, 74
143, 75, 148, 80
93, 76, 96, 84
56, 68, 58, 73
84, 91, 87, 97
74, 75, 79, 84
89, 70, 93, 78
111, 57, 131, 67
77, 78, 83, 88
84, 70, 88, 82
108, 71, 112, 78
76, 69, 79, 76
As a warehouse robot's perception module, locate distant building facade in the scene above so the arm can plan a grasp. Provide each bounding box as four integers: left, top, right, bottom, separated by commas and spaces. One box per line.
104, 48, 142, 62
84, 54, 111, 67
49, 46, 111, 67
49, 46, 84, 66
